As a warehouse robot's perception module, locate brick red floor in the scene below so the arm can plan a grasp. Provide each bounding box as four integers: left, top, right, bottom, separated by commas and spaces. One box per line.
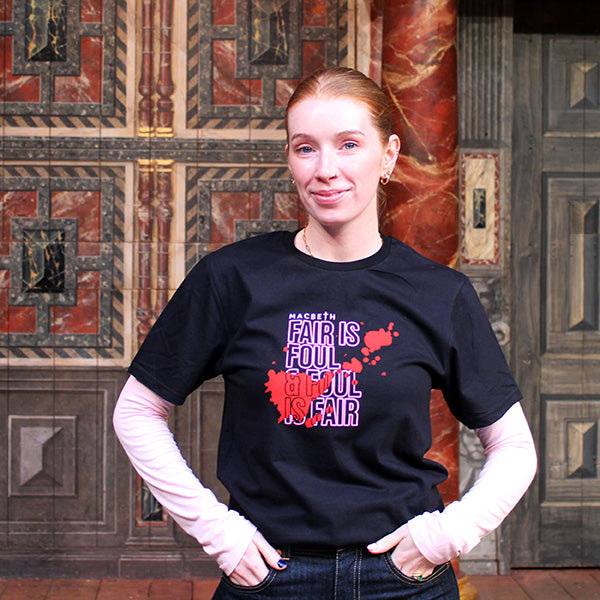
1, 571, 600, 599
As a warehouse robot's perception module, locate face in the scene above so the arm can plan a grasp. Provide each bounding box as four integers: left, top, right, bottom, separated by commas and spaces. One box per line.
286, 96, 399, 231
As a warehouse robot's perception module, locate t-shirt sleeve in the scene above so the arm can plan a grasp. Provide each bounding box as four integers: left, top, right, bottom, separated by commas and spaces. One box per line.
440, 278, 522, 429
128, 258, 229, 405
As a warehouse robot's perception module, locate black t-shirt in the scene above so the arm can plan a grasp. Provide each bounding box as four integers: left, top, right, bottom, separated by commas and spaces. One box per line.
129, 231, 521, 547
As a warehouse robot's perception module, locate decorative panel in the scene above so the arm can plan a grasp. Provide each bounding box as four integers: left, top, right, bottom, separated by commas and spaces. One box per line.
0, 0, 128, 128
543, 175, 600, 353
544, 38, 600, 134
186, 0, 348, 129
543, 397, 600, 504
185, 166, 303, 270
460, 153, 500, 265
0, 166, 126, 363
9, 416, 76, 497
0, 370, 126, 547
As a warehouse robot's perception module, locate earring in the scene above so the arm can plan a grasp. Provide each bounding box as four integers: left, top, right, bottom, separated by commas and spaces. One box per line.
289, 176, 296, 187
380, 171, 391, 186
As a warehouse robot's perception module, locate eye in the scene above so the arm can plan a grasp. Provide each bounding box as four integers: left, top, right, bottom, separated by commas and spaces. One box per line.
342, 141, 358, 150
296, 145, 314, 154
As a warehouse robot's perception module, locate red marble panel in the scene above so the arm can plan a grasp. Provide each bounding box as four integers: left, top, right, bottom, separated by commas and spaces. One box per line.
54, 37, 103, 104
303, 0, 327, 26
424, 390, 459, 501
0, 0, 13, 21
210, 192, 260, 250
302, 40, 326, 77
213, 0, 236, 26
381, 0, 459, 267
50, 190, 101, 256
81, 0, 104, 22
212, 40, 262, 106
273, 193, 305, 222
0, 191, 38, 255
0, 270, 37, 335
51, 271, 100, 335
0, 37, 41, 103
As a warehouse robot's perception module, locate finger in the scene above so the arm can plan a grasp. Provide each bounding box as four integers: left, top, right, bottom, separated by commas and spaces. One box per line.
367, 525, 408, 554
253, 531, 288, 570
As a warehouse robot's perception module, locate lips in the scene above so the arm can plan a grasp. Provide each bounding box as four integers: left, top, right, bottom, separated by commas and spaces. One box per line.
311, 188, 350, 203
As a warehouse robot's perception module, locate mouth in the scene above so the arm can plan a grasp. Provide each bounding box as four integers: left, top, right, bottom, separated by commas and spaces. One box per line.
311, 188, 350, 204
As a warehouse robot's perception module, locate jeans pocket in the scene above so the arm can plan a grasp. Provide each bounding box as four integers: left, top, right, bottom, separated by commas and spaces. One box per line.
382, 552, 450, 586
221, 568, 278, 593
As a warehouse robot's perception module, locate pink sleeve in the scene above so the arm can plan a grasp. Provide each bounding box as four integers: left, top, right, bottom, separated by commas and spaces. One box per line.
112, 375, 256, 575
407, 402, 537, 564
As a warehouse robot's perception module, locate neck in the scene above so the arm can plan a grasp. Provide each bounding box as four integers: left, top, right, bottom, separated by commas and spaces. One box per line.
298, 220, 383, 262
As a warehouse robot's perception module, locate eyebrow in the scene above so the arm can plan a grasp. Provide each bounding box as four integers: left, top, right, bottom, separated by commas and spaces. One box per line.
289, 129, 366, 143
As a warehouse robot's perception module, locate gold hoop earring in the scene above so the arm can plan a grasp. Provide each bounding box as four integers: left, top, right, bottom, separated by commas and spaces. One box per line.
380, 171, 391, 186
289, 176, 296, 187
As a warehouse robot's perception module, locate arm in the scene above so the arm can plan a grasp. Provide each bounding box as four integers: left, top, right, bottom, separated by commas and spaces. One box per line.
368, 402, 537, 573
113, 375, 258, 575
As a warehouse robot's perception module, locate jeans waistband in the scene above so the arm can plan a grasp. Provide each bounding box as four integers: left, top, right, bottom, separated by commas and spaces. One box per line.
280, 544, 364, 558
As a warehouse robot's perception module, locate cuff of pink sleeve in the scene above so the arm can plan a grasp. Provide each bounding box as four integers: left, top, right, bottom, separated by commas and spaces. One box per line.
191, 509, 257, 576
407, 503, 481, 565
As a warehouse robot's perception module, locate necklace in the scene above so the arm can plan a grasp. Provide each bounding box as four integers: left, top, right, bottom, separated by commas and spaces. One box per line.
302, 227, 313, 256
302, 227, 383, 258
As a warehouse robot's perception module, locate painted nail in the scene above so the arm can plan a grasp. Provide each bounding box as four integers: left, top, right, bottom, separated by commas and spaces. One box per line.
277, 559, 288, 569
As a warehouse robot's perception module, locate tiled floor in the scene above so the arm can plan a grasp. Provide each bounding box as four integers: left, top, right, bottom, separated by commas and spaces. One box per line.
1, 570, 599, 599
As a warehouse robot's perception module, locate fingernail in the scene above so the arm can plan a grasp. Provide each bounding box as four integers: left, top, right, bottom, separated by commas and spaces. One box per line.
277, 559, 288, 569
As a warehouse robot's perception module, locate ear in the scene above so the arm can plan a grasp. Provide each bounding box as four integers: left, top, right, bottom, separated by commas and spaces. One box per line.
383, 134, 401, 172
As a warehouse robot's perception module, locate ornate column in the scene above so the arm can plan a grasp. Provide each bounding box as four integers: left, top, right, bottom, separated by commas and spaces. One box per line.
379, 2, 476, 599
138, 0, 155, 136
156, 0, 174, 137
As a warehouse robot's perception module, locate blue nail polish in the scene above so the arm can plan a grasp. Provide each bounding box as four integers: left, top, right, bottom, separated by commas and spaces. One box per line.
277, 559, 287, 569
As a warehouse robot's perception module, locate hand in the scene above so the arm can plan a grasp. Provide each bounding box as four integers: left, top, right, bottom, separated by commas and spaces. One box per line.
228, 531, 288, 587
367, 524, 437, 580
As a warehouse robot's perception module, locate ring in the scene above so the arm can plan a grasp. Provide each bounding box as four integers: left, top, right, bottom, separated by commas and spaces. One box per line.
412, 573, 424, 581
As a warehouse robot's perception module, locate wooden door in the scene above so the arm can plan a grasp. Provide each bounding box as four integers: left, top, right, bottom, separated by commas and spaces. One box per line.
511, 2, 600, 566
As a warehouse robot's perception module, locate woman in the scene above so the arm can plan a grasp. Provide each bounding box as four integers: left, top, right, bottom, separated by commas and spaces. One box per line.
114, 67, 536, 599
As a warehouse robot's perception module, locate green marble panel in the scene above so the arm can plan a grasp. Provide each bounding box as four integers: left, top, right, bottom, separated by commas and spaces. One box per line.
22, 229, 65, 293
26, 0, 67, 62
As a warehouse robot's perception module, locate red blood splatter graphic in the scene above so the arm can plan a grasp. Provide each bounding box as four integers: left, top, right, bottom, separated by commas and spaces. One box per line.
342, 357, 363, 374
362, 323, 395, 355
265, 369, 333, 427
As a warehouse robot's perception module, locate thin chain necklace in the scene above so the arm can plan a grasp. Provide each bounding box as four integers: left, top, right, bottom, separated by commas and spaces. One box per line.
302, 227, 383, 258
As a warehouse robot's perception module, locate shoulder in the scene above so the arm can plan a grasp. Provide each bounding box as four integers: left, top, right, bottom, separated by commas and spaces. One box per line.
383, 236, 470, 295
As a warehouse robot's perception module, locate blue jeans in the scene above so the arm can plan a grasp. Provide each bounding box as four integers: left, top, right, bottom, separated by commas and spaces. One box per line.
211, 546, 459, 599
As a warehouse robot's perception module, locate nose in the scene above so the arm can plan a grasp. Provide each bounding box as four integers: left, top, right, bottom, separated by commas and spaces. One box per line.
315, 149, 338, 181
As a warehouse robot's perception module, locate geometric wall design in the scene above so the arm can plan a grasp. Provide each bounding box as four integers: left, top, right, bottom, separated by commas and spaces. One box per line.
544, 38, 600, 133
9, 416, 76, 497
0, 166, 125, 361
187, 0, 349, 129
543, 175, 600, 354
543, 397, 600, 504
185, 166, 303, 270
0, 370, 125, 547
0, 0, 128, 128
